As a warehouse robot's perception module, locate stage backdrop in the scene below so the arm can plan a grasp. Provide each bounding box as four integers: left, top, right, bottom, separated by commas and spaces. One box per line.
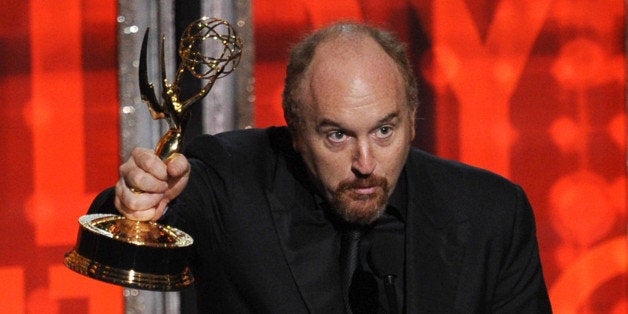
0, 0, 625, 313
0, 0, 122, 313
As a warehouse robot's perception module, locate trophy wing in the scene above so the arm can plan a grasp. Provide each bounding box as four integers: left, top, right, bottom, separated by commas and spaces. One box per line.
139, 28, 164, 118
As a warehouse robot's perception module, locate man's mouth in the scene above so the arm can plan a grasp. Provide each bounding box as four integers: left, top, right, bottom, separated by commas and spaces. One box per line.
331, 176, 390, 225
352, 186, 377, 195
338, 177, 387, 195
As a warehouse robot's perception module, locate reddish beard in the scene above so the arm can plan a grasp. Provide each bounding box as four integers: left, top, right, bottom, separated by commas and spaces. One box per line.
331, 175, 389, 225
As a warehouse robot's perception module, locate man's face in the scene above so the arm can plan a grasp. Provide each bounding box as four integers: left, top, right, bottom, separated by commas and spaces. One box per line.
293, 36, 415, 225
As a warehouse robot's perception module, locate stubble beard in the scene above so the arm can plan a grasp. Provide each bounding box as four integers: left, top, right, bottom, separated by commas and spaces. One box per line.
331, 176, 389, 225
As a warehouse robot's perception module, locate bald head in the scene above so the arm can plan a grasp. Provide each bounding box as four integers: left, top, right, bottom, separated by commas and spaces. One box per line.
302, 34, 405, 120
282, 22, 418, 134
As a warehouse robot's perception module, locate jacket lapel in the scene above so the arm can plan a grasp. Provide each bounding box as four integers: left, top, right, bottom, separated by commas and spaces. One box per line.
265, 128, 345, 313
266, 188, 344, 313
404, 154, 469, 312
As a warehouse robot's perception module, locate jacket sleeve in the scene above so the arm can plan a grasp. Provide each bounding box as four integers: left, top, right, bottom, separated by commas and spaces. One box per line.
86, 187, 119, 215
491, 187, 552, 313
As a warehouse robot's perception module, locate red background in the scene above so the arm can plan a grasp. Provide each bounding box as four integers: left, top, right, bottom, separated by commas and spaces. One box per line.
0, 1, 625, 313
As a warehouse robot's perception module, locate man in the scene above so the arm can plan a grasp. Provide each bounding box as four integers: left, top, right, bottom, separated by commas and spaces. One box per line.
92, 22, 552, 312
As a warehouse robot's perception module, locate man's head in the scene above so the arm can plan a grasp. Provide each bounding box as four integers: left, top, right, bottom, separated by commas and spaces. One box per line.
283, 22, 418, 225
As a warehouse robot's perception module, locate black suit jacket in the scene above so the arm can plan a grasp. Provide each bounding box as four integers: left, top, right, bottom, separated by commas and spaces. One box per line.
90, 127, 551, 313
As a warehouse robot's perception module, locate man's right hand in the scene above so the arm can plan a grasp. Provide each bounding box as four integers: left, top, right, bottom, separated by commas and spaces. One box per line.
114, 147, 190, 221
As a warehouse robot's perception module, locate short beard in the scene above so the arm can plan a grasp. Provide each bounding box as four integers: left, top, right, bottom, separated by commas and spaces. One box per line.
331, 176, 389, 225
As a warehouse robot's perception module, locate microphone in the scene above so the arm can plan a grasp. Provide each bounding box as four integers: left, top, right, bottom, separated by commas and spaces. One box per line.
368, 230, 403, 314
383, 275, 399, 314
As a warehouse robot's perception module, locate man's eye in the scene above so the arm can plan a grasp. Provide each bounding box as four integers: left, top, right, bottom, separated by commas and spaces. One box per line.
376, 126, 393, 139
327, 131, 346, 143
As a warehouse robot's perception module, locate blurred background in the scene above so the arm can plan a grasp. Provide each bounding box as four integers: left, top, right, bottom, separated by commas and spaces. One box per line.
0, 0, 625, 313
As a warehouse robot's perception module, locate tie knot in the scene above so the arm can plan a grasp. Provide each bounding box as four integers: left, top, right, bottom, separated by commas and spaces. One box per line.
346, 228, 362, 242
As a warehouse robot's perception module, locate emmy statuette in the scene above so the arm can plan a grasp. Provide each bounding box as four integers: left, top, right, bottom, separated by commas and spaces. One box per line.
64, 17, 243, 291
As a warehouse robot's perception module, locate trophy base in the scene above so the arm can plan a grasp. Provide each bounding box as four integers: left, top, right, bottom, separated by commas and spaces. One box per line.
64, 213, 194, 291
64, 249, 193, 291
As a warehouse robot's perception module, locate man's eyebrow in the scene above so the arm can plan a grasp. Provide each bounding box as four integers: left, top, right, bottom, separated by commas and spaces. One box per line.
315, 111, 401, 132
316, 119, 342, 132
378, 111, 400, 124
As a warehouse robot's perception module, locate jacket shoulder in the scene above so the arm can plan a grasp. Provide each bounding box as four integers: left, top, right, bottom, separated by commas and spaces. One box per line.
183, 127, 292, 184
185, 126, 287, 159
405, 148, 530, 232
408, 148, 520, 195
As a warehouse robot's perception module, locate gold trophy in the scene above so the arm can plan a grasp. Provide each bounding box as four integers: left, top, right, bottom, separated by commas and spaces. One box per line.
64, 17, 243, 291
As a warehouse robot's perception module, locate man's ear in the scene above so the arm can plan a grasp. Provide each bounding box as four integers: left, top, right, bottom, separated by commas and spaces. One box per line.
410, 108, 417, 141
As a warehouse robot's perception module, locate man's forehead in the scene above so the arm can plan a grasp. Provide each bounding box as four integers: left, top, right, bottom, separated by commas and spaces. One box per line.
312, 34, 386, 66
315, 111, 401, 129
294, 33, 407, 128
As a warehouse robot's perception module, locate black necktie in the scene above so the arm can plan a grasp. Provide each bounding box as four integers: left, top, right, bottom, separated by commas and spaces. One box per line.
340, 228, 361, 314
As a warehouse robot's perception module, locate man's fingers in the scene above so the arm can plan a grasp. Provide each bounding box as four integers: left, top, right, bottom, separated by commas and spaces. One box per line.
120, 148, 169, 193
114, 148, 190, 222
165, 174, 189, 201
118, 205, 158, 221
166, 153, 190, 178
163, 153, 191, 201
121, 164, 168, 193
131, 147, 168, 180
115, 179, 167, 221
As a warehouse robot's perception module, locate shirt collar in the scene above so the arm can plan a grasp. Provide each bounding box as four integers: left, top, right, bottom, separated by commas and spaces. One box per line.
385, 168, 407, 223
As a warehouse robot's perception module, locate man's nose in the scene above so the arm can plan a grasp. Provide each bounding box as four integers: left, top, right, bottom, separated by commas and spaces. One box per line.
351, 140, 376, 177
